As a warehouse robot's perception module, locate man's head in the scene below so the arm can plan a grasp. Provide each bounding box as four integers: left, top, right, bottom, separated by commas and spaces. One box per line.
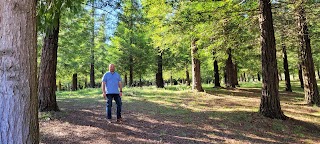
109, 64, 115, 72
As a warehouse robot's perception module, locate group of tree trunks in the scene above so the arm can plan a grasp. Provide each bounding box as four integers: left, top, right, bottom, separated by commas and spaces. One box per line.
2, 0, 320, 142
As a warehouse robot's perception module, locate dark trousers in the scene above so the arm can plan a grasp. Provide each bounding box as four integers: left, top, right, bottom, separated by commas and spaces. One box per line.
106, 94, 122, 119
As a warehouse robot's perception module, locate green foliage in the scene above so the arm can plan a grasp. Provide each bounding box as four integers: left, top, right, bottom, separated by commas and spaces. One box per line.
37, 0, 86, 33
51, 0, 320, 87
108, 0, 155, 80
57, 6, 92, 85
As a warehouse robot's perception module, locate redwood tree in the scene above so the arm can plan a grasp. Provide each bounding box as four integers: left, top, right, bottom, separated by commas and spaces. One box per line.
213, 51, 221, 87
258, 0, 287, 120
38, 14, 60, 111
191, 39, 204, 92
297, 2, 320, 105
156, 50, 164, 88
281, 36, 292, 92
225, 48, 236, 88
0, 0, 39, 142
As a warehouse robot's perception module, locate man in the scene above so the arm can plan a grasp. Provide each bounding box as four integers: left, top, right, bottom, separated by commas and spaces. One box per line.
101, 64, 123, 123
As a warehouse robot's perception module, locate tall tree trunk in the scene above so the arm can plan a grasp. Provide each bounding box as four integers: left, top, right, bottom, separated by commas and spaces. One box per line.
90, 3, 95, 88
0, 0, 39, 142
257, 73, 261, 81
170, 72, 173, 85
225, 48, 236, 88
244, 72, 247, 82
317, 67, 320, 80
297, 3, 320, 105
185, 64, 190, 86
139, 74, 142, 87
214, 60, 221, 87
124, 74, 128, 87
72, 73, 78, 91
38, 15, 60, 112
58, 81, 62, 91
258, 0, 287, 119
298, 64, 304, 88
156, 50, 164, 88
191, 39, 204, 92
281, 38, 292, 92
85, 78, 88, 88
213, 51, 221, 87
234, 63, 239, 86
129, 56, 133, 87
317, 66, 320, 79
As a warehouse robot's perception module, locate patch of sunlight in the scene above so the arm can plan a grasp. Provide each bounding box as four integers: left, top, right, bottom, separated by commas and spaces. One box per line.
215, 108, 254, 112
148, 100, 176, 107
239, 133, 279, 144
208, 116, 222, 121
301, 139, 317, 144
120, 125, 144, 133
285, 113, 320, 126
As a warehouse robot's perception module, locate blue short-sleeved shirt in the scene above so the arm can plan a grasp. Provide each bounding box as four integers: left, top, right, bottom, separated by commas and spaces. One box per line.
102, 72, 122, 94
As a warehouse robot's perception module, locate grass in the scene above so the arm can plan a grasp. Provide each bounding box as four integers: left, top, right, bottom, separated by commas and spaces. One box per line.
46, 80, 320, 143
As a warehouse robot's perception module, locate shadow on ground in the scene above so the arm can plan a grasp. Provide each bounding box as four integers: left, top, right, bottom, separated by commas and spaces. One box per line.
40, 87, 320, 144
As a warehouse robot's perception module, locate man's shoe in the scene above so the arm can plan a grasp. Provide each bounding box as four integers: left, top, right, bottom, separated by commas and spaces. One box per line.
116, 118, 123, 123
106, 119, 112, 124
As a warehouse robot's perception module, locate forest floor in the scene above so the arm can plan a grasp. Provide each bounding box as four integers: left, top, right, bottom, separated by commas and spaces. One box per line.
39, 82, 320, 144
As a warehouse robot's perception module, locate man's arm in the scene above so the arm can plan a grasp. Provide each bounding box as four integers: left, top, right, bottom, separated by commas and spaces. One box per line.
102, 82, 106, 100
118, 81, 122, 96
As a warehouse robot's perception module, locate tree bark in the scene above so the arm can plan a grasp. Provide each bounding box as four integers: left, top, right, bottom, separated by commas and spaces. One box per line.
317, 67, 320, 80
124, 74, 128, 86
234, 63, 239, 86
58, 81, 62, 91
139, 74, 142, 87
213, 51, 221, 87
214, 60, 221, 87
156, 50, 164, 88
129, 56, 133, 87
185, 64, 190, 86
298, 64, 304, 88
38, 15, 60, 112
257, 73, 261, 81
170, 73, 173, 85
0, 0, 39, 142
90, 3, 95, 88
258, 0, 287, 119
281, 39, 292, 92
225, 48, 236, 88
72, 73, 78, 91
297, 3, 320, 105
191, 39, 204, 92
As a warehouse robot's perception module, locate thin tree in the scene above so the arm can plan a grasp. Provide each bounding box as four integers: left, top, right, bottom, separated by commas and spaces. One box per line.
258, 0, 287, 120
281, 35, 292, 92
0, 0, 39, 142
156, 49, 164, 88
213, 51, 221, 87
90, 0, 96, 88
